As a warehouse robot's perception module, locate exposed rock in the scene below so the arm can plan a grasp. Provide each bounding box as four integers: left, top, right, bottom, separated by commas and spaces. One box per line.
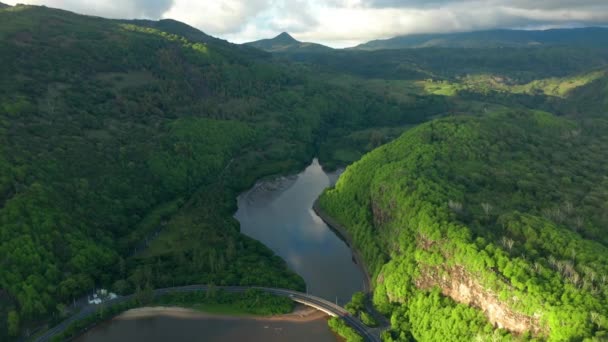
416, 264, 546, 336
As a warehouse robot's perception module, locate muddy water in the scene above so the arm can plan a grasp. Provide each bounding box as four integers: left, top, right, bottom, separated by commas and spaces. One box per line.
75, 308, 337, 342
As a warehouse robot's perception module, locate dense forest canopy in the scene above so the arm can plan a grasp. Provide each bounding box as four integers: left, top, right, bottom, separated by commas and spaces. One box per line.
319, 111, 608, 340
1, 3, 608, 341
353, 27, 608, 50
0, 4, 443, 339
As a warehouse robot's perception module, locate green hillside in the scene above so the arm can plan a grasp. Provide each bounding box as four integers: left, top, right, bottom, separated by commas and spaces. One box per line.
355, 27, 608, 50
319, 111, 608, 340
0, 4, 443, 339
2, 3, 608, 341
281, 46, 608, 83
417, 70, 607, 98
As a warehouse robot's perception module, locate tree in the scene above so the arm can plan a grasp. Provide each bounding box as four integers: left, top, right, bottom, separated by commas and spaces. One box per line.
135, 284, 154, 305
590, 312, 602, 329
112, 279, 130, 295
360, 311, 378, 327
481, 202, 493, 216
8, 310, 19, 337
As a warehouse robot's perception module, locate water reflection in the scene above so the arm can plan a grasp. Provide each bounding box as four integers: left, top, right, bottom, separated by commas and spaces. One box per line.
235, 159, 365, 304
76, 159, 354, 342
76, 312, 337, 342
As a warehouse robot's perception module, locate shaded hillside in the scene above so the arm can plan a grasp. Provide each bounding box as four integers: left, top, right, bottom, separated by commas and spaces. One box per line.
559, 74, 608, 117
282, 46, 608, 83
127, 18, 269, 61
0, 5, 303, 339
319, 111, 608, 340
2, 3, 608, 342
246, 32, 332, 53
0, 4, 444, 339
356, 27, 608, 50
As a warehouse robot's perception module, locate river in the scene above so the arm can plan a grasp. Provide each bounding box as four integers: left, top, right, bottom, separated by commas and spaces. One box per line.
235, 158, 365, 304
77, 159, 364, 341
75, 307, 338, 342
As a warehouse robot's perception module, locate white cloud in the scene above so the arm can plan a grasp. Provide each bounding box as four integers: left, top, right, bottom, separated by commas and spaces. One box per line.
4, 0, 174, 19
162, 0, 269, 34
4, 0, 608, 47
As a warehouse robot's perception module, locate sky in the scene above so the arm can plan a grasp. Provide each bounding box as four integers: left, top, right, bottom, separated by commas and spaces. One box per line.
4, 0, 608, 47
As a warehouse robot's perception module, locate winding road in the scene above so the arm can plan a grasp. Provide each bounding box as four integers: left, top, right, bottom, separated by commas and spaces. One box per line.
35, 285, 381, 342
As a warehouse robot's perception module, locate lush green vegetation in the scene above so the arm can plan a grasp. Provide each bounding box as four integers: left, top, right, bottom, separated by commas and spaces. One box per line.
418, 70, 606, 98
0, 6, 302, 337
354, 27, 608, 50
320, 111, 608, 341
153, 289, 294, 316
345, 292, 377, 327
49, 299, 138, 342
281, 46, 608, 82
2, 3, 608, 341
328, 317, 364, 342
0, 5, 444, 339
50, 289, 293, 342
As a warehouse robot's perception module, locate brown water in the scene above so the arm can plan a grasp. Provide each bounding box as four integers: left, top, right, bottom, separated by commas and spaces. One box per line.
75, 310, 337, 342
77, 159, 360, 341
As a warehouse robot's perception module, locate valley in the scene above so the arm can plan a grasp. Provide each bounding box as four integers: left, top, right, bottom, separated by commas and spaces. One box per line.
0, 2, 607, 342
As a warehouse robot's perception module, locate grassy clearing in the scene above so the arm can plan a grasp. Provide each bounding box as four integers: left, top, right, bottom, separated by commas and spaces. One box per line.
417, 69, 607, 98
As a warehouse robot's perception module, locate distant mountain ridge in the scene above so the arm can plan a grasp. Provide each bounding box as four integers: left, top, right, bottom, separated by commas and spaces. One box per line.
0, 2, 10, 8
355, 27, 608, 50
246, 32, 332, 53
125, 18, 269, 60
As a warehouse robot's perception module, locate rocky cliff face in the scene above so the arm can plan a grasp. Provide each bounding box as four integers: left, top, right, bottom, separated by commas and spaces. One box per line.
415, 264, 545, 336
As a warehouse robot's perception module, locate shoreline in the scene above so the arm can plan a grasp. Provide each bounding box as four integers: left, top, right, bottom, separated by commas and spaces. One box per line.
116, 304, 328, 323
38, 159, 367, 342
312, 199, 372, 293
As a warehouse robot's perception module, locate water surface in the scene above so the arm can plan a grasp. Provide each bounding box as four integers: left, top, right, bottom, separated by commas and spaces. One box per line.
77, 159, 360, 341
76, 311, 337, 342
235, 159, 365, 304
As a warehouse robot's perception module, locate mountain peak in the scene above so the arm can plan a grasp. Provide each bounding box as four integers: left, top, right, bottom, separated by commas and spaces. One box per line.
274, 32, 297, 43
245, 31, 332, 53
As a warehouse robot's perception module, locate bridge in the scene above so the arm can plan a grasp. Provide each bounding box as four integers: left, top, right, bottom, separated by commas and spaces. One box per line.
35, 285, 381, 342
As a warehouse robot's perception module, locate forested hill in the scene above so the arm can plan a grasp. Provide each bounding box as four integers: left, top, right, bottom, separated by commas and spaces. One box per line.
126, 18, 270, 61
355, 27, 608, 50
245, 32, 333, 53
0, 4, 443, 339
2, 3, 608, 341
319, 111, 608, 340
